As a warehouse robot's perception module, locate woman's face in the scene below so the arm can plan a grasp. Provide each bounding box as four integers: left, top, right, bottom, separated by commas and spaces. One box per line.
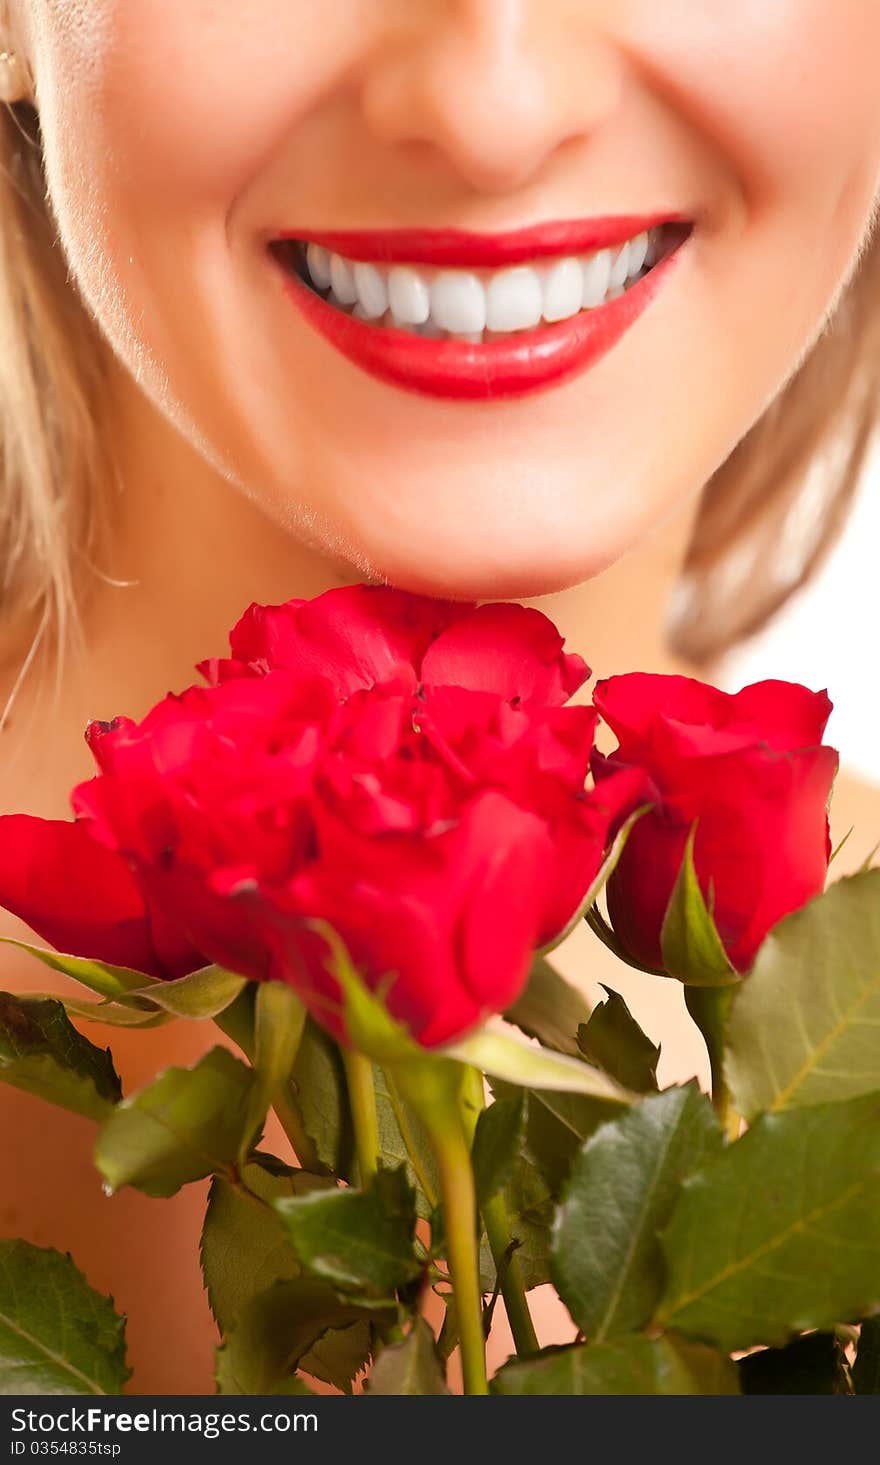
15, 2, 880, 597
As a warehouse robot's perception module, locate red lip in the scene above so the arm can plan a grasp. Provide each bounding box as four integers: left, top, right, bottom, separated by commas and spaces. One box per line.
271, 217, 690, 401
272, 214, 684, 266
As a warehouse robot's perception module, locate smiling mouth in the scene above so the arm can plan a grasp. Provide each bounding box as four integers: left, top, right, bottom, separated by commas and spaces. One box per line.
268, 221, 687, 346
268, 216, 692, 400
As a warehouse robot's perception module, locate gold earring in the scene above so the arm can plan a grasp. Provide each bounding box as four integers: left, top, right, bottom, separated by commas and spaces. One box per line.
0, 48, 28, 104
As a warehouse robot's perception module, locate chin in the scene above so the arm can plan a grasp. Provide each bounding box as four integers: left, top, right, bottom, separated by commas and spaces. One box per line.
337, 519, 622, 604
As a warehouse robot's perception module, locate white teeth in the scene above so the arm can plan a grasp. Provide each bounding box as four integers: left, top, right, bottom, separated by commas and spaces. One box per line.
306, 242, 332, 290
298, 225, 670, 341
627, 230, 649, 277
388, 265, 431, 325
329, 253, 357, 305
607, 242, 630, 290
486, 266, 543, 332
541, 257, 583, 323
430, 271, 487, 335
353, 261, 388, 319
581, 248, 612, 308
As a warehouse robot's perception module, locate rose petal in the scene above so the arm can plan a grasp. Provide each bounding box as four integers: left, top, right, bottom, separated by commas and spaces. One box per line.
731, 680, 833, 749
593, 673, 731, 751
0, 813, 194, 977
422, 602, 589, 707
227, 586, 471, 699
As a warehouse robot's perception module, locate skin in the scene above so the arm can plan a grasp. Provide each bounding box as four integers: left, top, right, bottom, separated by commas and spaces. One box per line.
1, 0, 880, 1392
9, 0, 880, 599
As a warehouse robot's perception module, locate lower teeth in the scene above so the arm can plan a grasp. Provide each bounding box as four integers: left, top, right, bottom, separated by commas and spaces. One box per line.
307, 278, 648, 342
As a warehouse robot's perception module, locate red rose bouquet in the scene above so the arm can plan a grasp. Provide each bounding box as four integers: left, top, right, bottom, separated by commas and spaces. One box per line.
1, 583, 876, 1399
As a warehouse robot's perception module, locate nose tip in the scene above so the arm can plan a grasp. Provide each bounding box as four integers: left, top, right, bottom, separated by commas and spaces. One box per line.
360, 10, 624, 197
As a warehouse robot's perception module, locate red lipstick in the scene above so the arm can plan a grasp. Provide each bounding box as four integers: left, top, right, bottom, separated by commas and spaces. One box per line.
269, 217, 691, 402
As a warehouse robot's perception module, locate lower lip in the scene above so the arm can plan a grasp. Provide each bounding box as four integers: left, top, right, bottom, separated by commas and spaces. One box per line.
272, 243, 685, 402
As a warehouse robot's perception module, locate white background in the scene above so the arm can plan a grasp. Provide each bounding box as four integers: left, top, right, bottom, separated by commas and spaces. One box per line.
723, 437, 880, 787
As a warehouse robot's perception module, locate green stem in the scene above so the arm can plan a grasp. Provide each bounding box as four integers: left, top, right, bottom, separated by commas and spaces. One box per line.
394, 1061, 488, 1397
341, 1046, 380, 1187
463, 1067, 538, 1358
432, 1113, 489, 1395
482, 1195, 539, 1357
684, 984, 741, 1141
712, 1070, 742, 1142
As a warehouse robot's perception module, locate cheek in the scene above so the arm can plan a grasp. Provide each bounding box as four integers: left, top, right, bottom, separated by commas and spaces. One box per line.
626, 1, 880, 422
630, 1, 880, 225
32, 2, 373, 377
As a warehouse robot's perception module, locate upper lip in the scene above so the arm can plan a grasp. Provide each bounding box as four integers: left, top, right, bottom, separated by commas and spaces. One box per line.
271, 214, 689, 268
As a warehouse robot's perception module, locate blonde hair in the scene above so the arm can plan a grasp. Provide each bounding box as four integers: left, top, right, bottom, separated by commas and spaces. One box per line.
2, 93, 880, 680
0, 96, 115, 699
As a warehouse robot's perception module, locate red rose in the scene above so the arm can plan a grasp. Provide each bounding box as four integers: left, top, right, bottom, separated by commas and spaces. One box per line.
0, 813, 201, 978
591, 673, 839, 974
0, 586, 643, 1047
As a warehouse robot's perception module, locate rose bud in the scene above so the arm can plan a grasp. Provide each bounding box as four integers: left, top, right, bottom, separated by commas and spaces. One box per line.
591, 672, 839, 974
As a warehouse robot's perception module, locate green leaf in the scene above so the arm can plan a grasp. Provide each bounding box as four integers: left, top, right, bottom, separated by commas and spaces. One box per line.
854, 1317, 880, 1394
537, 802, 653, 956
552, 1085, 722, 1340
94, 1046, 255, 1197
501, 1153, 555, 1291
242, 981, 307, 1158
215, 1277, 368, 1395
127, 964, 247, 1019
492, 1079, 616, 1197
445, 1023, 634, 1104
301, 1319, 373, 1394
200, 1156, 370, 1390
660, 824, 740, 986
287, 1025, 441, 1216
658, 1092, 880, 1351
275, 1165, 420, 1297
466, 1090, 559, 1293
201, 1156, 328, 1332
0, 1240, 130, 1395
0, 992, 122, 1120
288, 1018, 354, 1178
725, 869, 880, 1119
374, 1066, 440, 1218
472, 1095, 524, 1207
577, 985, 660, 1093
493, 1334, 739, 1396
31, 993, 171, 1029
739, 1333, 853, 1394
368, 1319, 448, 1395
0, 937, 150, 1000
505, 956, 594, 1057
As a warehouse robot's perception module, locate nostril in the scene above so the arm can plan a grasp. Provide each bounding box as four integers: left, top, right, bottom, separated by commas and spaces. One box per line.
358, 18, 624, 197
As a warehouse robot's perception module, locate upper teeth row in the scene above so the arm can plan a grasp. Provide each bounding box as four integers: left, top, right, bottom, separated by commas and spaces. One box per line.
302, 229, 659, 337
